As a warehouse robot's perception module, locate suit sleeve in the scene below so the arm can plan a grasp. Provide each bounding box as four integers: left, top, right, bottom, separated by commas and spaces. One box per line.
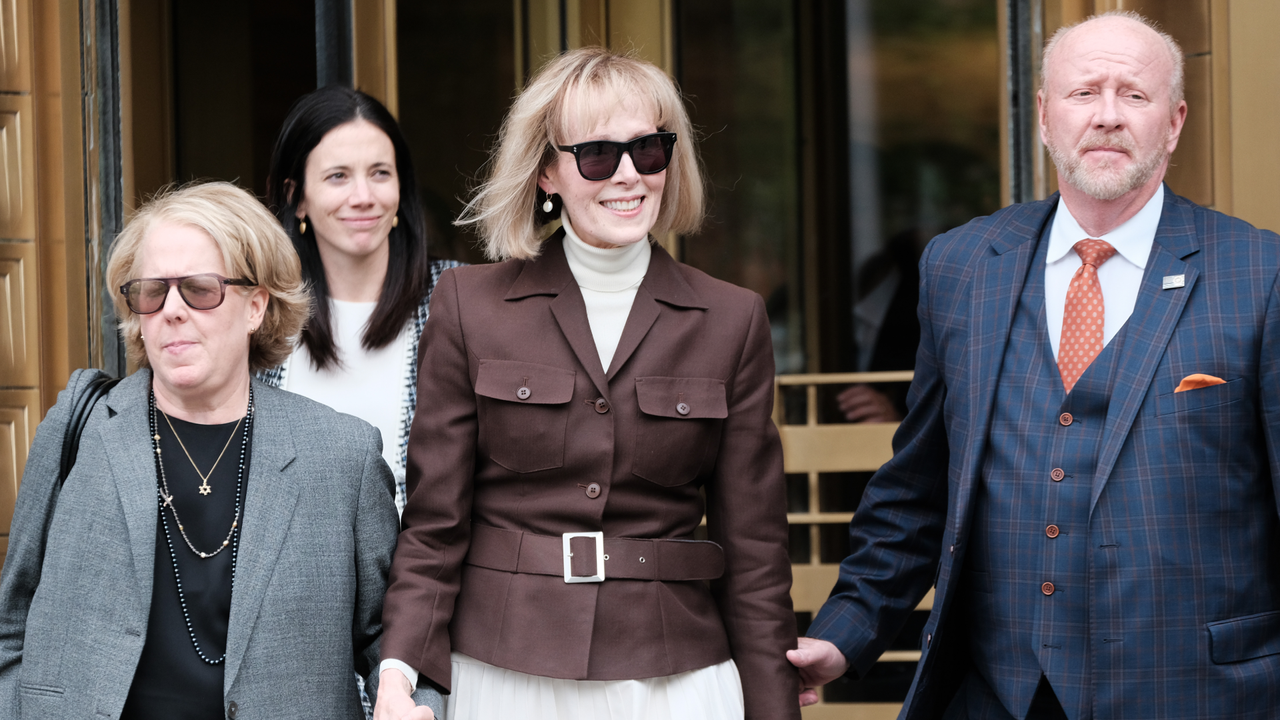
1258, 266, 1280, 523
807, 240, 951, 677
0, 369, 95, 717
381, 269, 476, 691
704, 294, 801, 720
351, 420, 399, 702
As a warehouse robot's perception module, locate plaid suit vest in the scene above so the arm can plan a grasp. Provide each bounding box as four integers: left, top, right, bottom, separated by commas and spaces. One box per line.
964, 230, 1128, 720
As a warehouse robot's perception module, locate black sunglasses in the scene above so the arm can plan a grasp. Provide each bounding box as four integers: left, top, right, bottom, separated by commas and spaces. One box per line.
119, 274, 257, 315
556, 132, 677, 181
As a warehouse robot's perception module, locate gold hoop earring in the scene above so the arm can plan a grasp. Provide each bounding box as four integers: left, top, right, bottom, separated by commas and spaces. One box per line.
392, 215, 399, 228
299, 219, 307, 234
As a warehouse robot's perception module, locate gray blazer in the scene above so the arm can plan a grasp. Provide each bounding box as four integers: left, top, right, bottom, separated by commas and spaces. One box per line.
0, 369, 398, 719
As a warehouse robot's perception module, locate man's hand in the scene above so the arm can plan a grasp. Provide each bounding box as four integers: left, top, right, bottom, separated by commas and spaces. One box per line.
373, 668, 435, 720
786, 637, 851, 707
836, 384, 901, 423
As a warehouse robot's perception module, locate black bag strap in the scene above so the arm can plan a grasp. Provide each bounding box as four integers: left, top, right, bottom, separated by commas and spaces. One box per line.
58, 372, 121, 486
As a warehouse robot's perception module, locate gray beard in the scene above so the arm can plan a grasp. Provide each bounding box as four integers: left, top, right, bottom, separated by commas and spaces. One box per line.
1048, 138, 1168, 201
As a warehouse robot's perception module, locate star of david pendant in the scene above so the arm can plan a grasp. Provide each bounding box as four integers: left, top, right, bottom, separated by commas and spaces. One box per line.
198, 481, 212, 496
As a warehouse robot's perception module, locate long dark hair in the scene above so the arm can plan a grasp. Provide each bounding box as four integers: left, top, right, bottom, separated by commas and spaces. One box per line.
266, 86, 433, 371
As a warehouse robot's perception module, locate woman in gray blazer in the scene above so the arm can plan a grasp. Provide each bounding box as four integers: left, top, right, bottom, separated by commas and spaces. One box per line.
0, 182, 399, 719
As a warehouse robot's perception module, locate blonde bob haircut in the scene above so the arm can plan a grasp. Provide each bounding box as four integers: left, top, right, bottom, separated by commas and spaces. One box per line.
106, 181, 310, 372
458, 46, 705, 261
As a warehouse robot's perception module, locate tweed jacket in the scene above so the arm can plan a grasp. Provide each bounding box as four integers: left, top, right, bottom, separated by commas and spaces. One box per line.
809, 188, 1280, 719
381, 233, 800, 720
0, 370, 399, 719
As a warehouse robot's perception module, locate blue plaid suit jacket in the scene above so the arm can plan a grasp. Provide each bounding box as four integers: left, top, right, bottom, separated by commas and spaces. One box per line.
810, 188, 1280, 719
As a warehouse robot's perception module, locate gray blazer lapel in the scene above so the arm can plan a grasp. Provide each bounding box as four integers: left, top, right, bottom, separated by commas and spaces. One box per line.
99, 371, 161, 602
955, 203, 1050, 531
223, 381, 301, 689
1090, 191, 1199, 511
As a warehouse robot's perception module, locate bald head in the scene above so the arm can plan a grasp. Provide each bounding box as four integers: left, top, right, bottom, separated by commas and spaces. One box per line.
1042, 11, 1184, 109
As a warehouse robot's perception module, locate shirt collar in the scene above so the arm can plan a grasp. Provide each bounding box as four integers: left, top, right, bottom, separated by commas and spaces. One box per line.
1046, 184, 1163, 269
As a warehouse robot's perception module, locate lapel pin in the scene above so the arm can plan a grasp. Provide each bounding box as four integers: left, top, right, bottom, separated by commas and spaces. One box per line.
1162, 274, 1185, 290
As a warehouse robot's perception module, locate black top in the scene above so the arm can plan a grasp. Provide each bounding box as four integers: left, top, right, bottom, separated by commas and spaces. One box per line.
121, 412, 250, 720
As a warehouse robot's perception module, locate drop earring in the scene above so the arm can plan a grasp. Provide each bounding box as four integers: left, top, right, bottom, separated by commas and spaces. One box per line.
392, 215, 399, 228
542, 194, 555, 213
299, 218, 307, 234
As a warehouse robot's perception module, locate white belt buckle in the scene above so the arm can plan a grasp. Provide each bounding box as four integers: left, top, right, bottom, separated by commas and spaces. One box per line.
562, 531, 605, 583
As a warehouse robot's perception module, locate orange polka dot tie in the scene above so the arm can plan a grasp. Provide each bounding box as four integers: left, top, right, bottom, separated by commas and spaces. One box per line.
1058, 238, 1117, 394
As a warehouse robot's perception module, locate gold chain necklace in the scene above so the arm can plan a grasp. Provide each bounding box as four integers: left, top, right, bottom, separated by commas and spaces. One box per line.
159, 408, 243, 496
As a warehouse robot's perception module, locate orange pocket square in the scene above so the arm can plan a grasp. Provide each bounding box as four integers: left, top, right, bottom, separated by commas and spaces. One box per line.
1175, 373, 1226, 393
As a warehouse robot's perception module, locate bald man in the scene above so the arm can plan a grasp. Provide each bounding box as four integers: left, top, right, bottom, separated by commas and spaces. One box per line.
789, 11, 1280, 720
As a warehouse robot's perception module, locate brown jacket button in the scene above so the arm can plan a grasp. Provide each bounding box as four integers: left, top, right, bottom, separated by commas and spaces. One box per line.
676, 402, 691, 416
1041, 581, 1055, 596
594, 398, 610, 413
585, 482, 601, 498
1051, 468, 1065, 482
1059, 412, 1073, 426
1046, 524, 1060, 538
227, 702, 238, 720
517, 386, 532, 400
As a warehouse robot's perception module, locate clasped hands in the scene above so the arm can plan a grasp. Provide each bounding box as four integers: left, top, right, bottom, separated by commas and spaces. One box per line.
787, 637, 850, 707
373, 668, 435, 720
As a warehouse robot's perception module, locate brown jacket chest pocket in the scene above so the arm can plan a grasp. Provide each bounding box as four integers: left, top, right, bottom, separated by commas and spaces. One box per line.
632, 377, 728, 486
476, 359, 575, 473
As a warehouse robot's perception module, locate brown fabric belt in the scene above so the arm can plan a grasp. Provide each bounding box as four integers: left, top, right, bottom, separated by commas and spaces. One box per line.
465, 524, 725, 582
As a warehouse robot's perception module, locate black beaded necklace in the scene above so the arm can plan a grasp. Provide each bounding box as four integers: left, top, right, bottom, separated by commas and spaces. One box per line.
147, 386, 253, 665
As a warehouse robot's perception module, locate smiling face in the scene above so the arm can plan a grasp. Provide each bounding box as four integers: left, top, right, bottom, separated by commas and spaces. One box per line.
295, 119, 400, 267
1038, 17, 1186, 202
136, 222, 267, 408
538, 96, 666, 249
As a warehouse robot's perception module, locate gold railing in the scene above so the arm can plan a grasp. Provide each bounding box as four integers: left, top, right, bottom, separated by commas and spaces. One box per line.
774, 371, 926, 720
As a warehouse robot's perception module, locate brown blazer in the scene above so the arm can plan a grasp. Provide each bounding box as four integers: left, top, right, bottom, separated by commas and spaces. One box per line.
382, 233, 799, 720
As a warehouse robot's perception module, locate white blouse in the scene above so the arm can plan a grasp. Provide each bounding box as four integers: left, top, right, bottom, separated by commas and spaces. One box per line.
283, 299, 410, 482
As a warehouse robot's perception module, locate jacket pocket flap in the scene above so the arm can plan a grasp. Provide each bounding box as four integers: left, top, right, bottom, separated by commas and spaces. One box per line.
475, 360, 575, 405
1208, 610, 1280, 663
1155, 377, 1244, 416
635, 377, 728, 419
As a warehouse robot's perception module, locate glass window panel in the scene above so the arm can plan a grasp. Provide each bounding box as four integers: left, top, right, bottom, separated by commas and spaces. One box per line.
397, 0, 516, 264
677, 0, 804, 374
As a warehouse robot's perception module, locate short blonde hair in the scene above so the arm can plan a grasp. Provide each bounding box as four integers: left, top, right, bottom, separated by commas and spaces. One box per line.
1042, 10, 1184, 108
458, 46, 705, 261
106, 181, 310, 372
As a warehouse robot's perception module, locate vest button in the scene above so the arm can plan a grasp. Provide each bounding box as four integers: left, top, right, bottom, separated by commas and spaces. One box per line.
227, 702, 238, 720
594, 398, 610, 413
1041, 581, 1055, 596
585, 482, 601, 498
517, 386, 532, 400
1050, 468, 1065, 482
1046, 524, 1060, 538
1059, 412, 1073, 426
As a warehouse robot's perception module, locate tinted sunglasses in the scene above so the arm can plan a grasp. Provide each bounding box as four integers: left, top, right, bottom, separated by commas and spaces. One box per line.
556, 132, 677, 181
119, 274, 257, 315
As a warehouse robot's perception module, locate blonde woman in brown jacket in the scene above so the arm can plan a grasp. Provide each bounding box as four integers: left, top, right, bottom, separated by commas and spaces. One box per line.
375, 47, 799, 720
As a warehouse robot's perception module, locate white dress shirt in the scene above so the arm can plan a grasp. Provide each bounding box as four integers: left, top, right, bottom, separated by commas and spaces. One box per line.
1045, 184, 1164, 360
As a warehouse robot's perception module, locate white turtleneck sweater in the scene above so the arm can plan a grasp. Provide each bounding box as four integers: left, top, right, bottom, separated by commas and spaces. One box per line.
560, 212, 651, 372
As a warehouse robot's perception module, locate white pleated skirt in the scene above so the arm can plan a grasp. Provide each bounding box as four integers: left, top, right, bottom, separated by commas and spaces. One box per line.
444, 652, 744, 720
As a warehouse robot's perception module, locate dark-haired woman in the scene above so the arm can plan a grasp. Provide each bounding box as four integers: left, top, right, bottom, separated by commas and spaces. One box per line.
262, 86, 462, 513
